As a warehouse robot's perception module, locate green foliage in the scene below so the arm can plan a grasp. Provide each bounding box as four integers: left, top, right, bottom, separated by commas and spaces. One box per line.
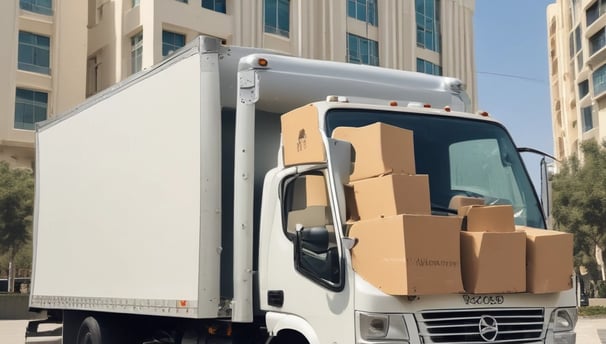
0, 161, 34, 291
598, 281, 606, 298
552, 140, 606, 267
578, 306, 606, 317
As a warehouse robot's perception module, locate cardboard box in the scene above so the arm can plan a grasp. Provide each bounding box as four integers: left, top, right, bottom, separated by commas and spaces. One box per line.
286, 206, 332, 234
448, 195, 484, 211
458, 205, 515, 232
517, 226, 574, 293
460, 231, 526, 294
332, 123, 415, 181
305, 175, 328, 207
349, 214, 463, 295
281, 104, 326, 166
350, 174, 431, 219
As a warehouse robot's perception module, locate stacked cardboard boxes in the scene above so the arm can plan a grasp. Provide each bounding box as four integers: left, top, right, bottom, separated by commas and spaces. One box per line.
333, 123, 464, 296
279, 111, 574, 296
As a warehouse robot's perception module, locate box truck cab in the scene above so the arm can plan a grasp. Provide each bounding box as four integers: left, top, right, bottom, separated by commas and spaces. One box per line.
27, 36, 577, 344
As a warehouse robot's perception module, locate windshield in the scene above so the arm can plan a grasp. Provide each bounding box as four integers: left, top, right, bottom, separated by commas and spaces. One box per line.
325, 108, 545, 229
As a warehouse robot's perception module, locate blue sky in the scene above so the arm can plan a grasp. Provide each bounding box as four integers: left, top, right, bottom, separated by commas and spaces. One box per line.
474, 0, 555, 191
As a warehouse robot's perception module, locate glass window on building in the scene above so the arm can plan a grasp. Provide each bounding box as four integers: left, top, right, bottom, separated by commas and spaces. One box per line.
162, 31, 185, 57
581, 106, 594, 132
586, 0, 606, 27
14, 88, 48, 130
177, 0, 188, 3
201, 0, 225, 13
578, 79, 589, 98
347, 0, 378, 26
130, 32, 143, 75
593, 63, 606, 95
18, 31, 50, 75
347, 33, 379, 66
590, 28, 606, 55
416, 0, 441, 52
132, 0, 140, 7
417, 58, 442, 76
264, 0, 290, 37
19, 0, 52, 15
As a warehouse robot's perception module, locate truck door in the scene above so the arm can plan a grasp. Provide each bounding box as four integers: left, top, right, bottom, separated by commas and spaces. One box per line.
259, 169, 354, 343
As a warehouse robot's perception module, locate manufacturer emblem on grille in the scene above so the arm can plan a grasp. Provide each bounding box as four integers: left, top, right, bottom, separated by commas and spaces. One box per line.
479, 315, 499, 342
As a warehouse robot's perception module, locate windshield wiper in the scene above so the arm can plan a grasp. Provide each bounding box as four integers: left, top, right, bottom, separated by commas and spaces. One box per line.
431, 204, 457, 215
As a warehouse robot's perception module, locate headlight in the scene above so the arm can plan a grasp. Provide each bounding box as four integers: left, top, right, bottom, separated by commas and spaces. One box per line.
551, 308, 578, 332
357, 312, 409, 341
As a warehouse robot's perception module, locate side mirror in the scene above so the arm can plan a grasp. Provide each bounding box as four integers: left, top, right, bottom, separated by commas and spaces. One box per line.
295, 225, 329, 253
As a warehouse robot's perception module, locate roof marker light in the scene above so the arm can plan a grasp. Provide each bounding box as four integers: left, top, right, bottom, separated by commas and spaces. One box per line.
444, 106, 451, 112
423, 104, 432, 108
257, 58, 268, 67
389, 101, 398, 106
478, 111, 490, 117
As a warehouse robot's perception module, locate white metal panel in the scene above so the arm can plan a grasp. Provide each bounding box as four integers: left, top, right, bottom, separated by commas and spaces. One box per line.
33, 54, 206, 306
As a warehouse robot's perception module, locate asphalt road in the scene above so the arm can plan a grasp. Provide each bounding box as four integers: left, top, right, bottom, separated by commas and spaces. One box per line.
2, 317, 606, 344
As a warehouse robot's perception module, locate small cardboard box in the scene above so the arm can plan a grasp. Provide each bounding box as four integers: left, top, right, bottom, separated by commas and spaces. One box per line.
332, 123, 415, 181
350, 174, 431, 220
517, 226, 574, 293
458, 205, 515, 232
448, 195, 484, 211
305, 175, 328, 207
460, 231, 526, 294
286, 206, 332, 234
349, 214, 464, 295
281, 104, 326, 166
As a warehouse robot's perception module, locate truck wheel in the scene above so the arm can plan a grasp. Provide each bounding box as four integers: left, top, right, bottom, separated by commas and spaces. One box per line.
76, 316, 103, 344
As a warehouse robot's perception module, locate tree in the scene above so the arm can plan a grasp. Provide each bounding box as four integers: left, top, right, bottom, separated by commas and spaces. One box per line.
0, 161, 34, 292
552, 140, 606, 281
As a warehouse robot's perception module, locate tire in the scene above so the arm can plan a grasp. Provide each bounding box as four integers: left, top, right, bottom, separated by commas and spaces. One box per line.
76, 316, 103, 344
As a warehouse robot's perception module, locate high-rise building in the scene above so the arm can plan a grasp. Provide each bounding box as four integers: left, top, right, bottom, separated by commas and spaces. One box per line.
1, 0, 476, 168
547, 0, 606, 161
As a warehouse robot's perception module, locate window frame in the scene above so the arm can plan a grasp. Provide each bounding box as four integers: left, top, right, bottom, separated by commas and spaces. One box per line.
592, 63, 606, 96
14, 88, 48, 130
347, 0, 378, 26
581, 106, 594, 132
416, 0, 441, 52
417, 58, 442, 76
280, 170, 345, 292
19, 0, 53, 16
162, 30, 186, 57
18, 31, 50, 75
130, 32, 143, 75
201, 0, 225, 13
347, 33, 379, 66
264, 0, 290, 38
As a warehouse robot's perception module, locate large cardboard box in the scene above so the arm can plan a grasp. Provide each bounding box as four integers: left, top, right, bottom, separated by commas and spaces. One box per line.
305, 175, 328, 207
460, 231, 526, 294
281, 104, 326, 166
349, 214, 464, 295
517, 226, 574, 293
350, 174, 431, 219
458, 205, 515, 232
332, 123, 415, 181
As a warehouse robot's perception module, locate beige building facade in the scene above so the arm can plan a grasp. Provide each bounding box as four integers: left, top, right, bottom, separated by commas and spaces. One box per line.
548, 0, 606, 161
1, 0, 476, 168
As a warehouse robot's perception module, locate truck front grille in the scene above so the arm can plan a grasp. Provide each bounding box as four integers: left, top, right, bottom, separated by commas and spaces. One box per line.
416, 308, 544, 343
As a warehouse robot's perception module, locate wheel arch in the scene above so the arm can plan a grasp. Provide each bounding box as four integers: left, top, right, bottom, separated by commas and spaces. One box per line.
265, 312, 319, 344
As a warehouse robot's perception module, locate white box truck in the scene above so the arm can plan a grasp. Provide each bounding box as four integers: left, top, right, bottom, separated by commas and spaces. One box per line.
27, 36, 577, 344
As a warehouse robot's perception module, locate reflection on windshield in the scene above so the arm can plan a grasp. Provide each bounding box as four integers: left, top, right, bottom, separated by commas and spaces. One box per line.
325, 109, 545, 229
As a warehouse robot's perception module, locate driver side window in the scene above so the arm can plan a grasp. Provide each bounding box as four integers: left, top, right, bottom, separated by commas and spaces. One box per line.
282, 172, 341, 288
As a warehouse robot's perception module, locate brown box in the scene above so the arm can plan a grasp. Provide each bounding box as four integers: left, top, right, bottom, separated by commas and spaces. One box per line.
460, 231, 526, 294
448, 195, 484, 211
458, 205, 515, 232
332, 123, 415, 181
517, 226, 574, 293
281, 104, 326, 166
349, 214, 464, 296
286, 206, 332, 234
350, 174, 431, 219
305, 175, 328, 207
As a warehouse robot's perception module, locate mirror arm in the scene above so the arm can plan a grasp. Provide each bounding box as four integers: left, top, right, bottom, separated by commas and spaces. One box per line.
517, 147, 559, 162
